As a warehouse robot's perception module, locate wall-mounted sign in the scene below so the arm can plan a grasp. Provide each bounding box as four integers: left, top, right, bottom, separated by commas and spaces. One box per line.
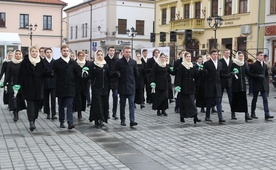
265, 25, 276, 36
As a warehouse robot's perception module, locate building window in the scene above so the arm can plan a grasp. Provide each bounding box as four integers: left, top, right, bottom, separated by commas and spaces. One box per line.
136, 20, 144, 35
75, 26, 78, 39
162, 8, 167, 25
225, 0, 232, 15
195, 2, 201, 19
239, 0, 247, 13
270, 0, 276, 14
43, 15, 52, 30
82, 24, 84, 37
85, 23, 88, 37
211, 0, 218, 16
118, 19, 127, 34
0, 12, 6, 27
20, 14, 29, 28
171, 6, 176, 21
184, 4, 190, 19
70, 27, 73, 39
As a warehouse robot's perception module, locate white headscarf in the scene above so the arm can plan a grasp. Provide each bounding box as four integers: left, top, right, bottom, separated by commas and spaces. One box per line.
4, 51, 13, 62
181, 53, 193, 69
11, 50, 23, 64
157, 53, 167, 68
233, 51, 244, 67
94, 50, 106, 68
76, 58, 86, 68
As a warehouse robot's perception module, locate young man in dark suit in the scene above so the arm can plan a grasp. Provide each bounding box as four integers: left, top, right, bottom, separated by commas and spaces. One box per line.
219, 49, 235, 119
203, 49, 228, 123
249, 51, 274, 120
141, 49, 149, 107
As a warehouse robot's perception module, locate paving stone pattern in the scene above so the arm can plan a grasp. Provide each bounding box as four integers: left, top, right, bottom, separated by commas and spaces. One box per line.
0, 85, 276, 170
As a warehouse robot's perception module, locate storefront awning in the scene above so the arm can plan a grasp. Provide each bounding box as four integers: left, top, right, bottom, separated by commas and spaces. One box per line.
0, 32, 21, 45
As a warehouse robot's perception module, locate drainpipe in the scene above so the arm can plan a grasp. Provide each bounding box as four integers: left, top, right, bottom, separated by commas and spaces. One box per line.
153, 0, 156, 47
61, 5, 66, 46
256, 0, 261, 51
89, 2, 93, 59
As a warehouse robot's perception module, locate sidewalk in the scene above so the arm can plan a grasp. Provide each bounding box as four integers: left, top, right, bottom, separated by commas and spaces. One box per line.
0, 85, 276, 170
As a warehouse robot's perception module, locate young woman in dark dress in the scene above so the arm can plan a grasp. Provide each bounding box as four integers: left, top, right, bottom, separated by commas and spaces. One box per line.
175, 52, 201, 124
89, 50, 109, 127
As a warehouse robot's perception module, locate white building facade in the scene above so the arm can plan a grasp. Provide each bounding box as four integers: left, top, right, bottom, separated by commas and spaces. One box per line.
65, 0, 154, 59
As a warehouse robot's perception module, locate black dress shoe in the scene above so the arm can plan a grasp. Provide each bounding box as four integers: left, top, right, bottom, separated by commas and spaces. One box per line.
60, 123, 66, 128
180, 117, 185, 122
265, 115, 274, 120
193, 116, 201, 124
200, 108, 206, 113
113, 115, 118, 120
157, 110, 162, 116
140, 104, 145, 109
205, 118, 213, 122
130, 121, 138, 127
46, 115, 50, 119
231, 113, 237, 120
68, 124, 75, 129
219, 119, 226, 123
251, 115, 258, 119
51, 115, 57, 120
121, 121, 126, 126
29, 122, 36, 131
162, 111, 168, 116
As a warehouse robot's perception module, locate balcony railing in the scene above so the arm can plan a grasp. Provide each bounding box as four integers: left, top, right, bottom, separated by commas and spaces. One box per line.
170, 18, 205, 30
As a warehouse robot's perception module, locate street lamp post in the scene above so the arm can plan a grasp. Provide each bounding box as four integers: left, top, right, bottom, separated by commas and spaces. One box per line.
206, 14, 223, 49
126, 27, 137, 58
26, 23, 38, 46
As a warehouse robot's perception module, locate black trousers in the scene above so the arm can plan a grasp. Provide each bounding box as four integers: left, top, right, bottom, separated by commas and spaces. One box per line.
43, 88, 56, 115
26, 100, 41, 122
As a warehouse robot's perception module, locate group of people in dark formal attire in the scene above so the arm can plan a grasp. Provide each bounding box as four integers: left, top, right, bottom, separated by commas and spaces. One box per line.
0, 45, 274, 131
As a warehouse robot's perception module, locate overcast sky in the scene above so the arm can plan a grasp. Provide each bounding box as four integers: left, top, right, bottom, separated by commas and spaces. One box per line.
62, 0, 84, 16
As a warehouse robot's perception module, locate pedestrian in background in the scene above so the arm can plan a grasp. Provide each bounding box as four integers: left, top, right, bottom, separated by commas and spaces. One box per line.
89, 50, 109, 127
175, 52, 201, 124
18, 46, 45, 131
0, 51, 13, 105
249, 51, 274, 120
3, 50, 26, 121
247, 59, 253, 95
141, 49, 150, 106
73, 51, 90, 121
151, 53, 169, 116
52, 45, 80, 129
115, 46, 139, 127
166, 55, 174, 103
146, 49, 160, 104
134, 52, 145, 109
104, 46, 119, 119
43, 48, 57, 120
194, 55, 206, 113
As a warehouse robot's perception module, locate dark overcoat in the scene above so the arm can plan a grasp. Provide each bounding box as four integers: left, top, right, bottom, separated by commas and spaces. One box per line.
43, 58, 56, 89
231, 63, 251, 92
203, 59, 223, 98
249, 61, 269, 92
90, 63, 109, 95
0, 61, 9, 80
18, 57, 45, 101
219, 58, 233, 88
115, 57, 138, 95
175, 64, 196, 95
104, 55, 118, 89
52, 58, 80, 98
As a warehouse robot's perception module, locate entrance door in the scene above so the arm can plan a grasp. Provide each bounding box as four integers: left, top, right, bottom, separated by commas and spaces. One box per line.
272, 40, 276, 65
186, 39, 199, 62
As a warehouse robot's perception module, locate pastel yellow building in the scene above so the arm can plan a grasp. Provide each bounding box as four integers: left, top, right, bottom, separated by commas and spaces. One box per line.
155, 0, 265, 60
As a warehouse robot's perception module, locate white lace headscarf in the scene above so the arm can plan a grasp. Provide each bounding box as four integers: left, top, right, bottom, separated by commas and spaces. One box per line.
233, 51, 244, 66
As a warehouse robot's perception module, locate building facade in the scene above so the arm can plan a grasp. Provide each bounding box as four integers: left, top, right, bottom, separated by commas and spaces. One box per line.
155, 0, 266, 61
263, 0, 276, 65
0, 0, 67, 59
65, 0, 154, 59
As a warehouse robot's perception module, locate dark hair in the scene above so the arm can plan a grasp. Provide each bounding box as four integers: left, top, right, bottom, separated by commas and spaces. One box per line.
209, 49, 218, 54
256, 51, 264, 56
224, 48, 230, 53
178, 49, 186, 56
39, 47, 45, 51
44, 48, 52, 53
108, 46, 115, 51
60, 45, 69, 51
142, 49, 148, 52
197, 55, 203, 60
152, 49, 160, 56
